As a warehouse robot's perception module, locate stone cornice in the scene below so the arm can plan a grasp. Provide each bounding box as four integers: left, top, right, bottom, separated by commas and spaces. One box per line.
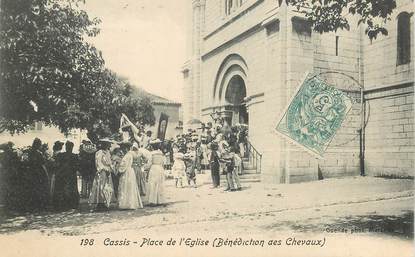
364, 81, 414, 93
201, 23, 262, 60
203, 0, 265, 40
201, 6, 308, 61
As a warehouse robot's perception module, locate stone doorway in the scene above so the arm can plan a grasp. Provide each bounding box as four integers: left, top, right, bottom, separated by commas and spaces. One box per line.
224, 75, 248, 126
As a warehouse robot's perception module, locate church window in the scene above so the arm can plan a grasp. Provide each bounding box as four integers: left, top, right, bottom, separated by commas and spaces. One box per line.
266, 20, 280, 36
397, 12, 411, 65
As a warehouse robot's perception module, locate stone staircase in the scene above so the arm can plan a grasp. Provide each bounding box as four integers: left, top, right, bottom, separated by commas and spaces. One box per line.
219, 157, 261, 183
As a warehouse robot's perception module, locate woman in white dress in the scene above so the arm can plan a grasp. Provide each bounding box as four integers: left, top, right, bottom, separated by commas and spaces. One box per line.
146, 139, 165, 205
117, 142, 143, 210
131, 143, 147, 196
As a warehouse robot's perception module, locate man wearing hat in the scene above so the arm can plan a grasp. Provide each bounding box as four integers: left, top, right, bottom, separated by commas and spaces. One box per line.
79, 139, 96, 198
220, 144, 236, 192
209, 142, 221, 188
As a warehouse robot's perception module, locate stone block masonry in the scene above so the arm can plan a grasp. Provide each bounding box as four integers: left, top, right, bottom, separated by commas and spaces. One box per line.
364, 83, 414, 178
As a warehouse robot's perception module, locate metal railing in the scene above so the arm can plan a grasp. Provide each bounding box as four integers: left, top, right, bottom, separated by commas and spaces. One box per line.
245, 139, 262, 174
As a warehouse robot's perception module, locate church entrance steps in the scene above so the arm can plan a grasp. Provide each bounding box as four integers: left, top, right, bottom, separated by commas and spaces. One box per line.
220, 171, 261, 183
242, 168, 257, 174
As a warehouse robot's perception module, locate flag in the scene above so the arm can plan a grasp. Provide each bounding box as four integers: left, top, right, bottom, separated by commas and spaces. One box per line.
157, 112, 169, 141
120, 113, 139, 133
119, 113, 140, 142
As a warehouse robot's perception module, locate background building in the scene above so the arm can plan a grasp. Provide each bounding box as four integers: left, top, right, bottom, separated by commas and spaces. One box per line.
0, 123, 83, 151
182, 0, 414, 183
130, 87, 183, 140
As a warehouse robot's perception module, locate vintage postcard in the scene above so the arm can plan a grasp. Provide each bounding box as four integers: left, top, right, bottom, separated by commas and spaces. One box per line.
0, 0, 413, 257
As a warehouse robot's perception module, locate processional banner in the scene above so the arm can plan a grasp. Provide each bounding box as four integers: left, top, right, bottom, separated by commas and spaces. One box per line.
157, 112, 169, 141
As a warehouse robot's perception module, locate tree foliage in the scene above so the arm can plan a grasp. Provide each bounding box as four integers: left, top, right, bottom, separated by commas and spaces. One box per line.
287, 0, 397, 40
0, 0, 155, 139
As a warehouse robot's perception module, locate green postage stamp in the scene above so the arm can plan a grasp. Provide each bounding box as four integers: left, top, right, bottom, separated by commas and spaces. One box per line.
276, 73, 353, 157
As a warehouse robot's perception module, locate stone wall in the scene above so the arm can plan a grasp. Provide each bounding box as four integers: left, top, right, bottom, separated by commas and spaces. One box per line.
361, 0, 414, 178
364, 84, 414, 177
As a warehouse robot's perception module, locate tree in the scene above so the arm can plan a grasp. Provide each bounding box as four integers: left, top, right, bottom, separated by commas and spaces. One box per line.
287, 0, 397, 40
0, 0, 155, 139
83, 72, 156, 143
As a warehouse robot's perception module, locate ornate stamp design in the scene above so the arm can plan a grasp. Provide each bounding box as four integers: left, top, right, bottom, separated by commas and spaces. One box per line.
276, 73, 353, 156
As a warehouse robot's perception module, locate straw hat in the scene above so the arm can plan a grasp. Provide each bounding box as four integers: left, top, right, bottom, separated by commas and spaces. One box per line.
149, 138, 162, 145
99, 138, 113, 143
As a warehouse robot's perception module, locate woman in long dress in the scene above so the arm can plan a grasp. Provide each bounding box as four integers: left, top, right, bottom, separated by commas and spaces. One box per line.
89, 139, 115, 211
53, 141, 80, 210
118, 142, 143, 210
131, 143, 146, 196
26, 138, 50, 211
146, 139, 165, 206
200, 138, 209, 170
49, 141, 64, 202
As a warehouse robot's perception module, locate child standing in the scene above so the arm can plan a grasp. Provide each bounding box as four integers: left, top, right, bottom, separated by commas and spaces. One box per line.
172, 149, 186, 188
184, 151, 197, 188
111, 147, 124, 199
221, 148, 235, 192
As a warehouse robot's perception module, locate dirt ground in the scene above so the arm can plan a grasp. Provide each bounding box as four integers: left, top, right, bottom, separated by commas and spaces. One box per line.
0, 175, 413, 257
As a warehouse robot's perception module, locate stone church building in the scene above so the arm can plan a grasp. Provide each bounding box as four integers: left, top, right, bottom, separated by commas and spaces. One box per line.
182, 0, 414, 183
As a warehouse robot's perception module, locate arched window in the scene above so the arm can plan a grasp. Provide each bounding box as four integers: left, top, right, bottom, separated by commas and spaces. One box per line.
397, 12, 411, 65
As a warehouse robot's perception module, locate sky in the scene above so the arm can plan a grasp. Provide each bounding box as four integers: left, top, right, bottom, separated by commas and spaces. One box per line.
83, 0, 190, 102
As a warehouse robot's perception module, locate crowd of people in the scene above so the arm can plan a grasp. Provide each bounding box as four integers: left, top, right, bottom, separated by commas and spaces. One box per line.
169, 120, 248, 192
0, 135, 166, 212
0, 115, 248, 213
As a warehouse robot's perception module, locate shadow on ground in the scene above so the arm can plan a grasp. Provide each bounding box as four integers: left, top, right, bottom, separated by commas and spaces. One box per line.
0, 199, 187, 236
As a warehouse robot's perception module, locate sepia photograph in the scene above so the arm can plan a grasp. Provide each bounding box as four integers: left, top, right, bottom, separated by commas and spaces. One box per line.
0, 0, 413, 256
